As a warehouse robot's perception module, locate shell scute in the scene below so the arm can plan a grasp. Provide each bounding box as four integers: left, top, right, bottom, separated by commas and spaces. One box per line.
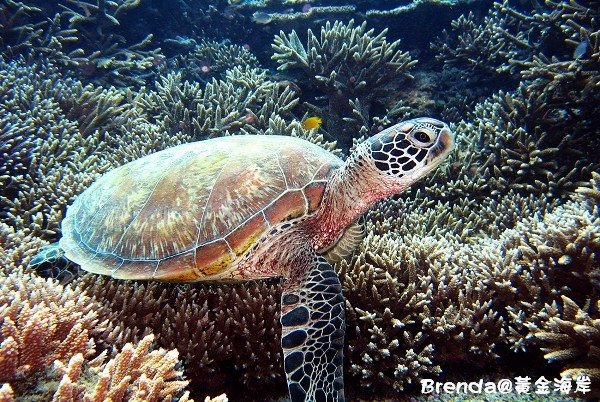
303, 182, 327, 212
193, 240, 233, 277
153, 251, 197, 281
200, 152, 286, 242
226, 213, 267, 256
264, 190, 307, 225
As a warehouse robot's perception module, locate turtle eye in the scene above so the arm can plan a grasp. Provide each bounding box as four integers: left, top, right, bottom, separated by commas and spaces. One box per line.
409, 128, 435, 147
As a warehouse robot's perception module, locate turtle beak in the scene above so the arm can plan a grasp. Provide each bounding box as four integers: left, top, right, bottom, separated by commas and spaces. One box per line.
428, 126, 454, 162
439, 126, 454, 152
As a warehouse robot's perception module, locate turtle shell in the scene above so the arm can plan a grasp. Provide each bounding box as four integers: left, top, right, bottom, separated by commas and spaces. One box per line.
60, 135, 342, 282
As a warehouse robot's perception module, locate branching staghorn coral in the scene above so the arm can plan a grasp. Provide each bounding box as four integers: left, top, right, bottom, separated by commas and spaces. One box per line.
430, 7, 539, 82
272, 19, 416, 150
494, 175, 600, 392
0, 223, 47, 274
365, 0, 465, 17
132, 66, 301, 140
334, 170, 600, 394
174, 39, 259, 82
0, 254, 193, 401
74, 275, 286, 400
408, 70, 597, 210
0, 57, 128, 240
56, 0, 161, 86
51, 334, 192, 402
450, 88, 596, 200
339, 195, 506, 392
432, 0, 600, 107
258, 5, 356, 23
0, 269, 98, 395
531, 296, 600, 388
0, 0, 161, 86
0, 269, 97, 394
0, 0, 46, 57
513, 2, 600, 154
328, 16, 600, 386
1, 58, 105, 240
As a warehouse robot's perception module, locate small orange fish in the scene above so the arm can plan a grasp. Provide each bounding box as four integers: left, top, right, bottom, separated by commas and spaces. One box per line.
302, 116, 322, 130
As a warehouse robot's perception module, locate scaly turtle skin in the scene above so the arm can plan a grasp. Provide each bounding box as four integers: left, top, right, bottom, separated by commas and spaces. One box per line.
37, 117, 454, 402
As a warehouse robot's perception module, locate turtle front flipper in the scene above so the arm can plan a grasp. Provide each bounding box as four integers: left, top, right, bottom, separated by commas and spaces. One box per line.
281, 252, 345, 402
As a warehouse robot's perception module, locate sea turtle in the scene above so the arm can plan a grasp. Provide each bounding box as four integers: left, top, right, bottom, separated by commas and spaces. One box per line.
36, 117, 453, 401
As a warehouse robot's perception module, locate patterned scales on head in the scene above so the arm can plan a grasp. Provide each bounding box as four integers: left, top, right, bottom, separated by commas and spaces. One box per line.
60, 135, 341, 282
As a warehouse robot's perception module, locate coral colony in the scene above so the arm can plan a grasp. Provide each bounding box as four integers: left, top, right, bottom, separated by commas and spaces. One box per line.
1, 0, 599, 401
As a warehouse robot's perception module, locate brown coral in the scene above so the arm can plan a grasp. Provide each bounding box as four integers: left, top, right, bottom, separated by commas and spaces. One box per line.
0, 268, 194, 400
52, 334, 191, 402
74, 276, 286, 399
0, 269, 97, 388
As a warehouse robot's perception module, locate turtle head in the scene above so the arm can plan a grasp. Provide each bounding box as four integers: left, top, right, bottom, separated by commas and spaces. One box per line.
369, 117, 453, 180
310, 117, 453, 248
349, 118, 453, 197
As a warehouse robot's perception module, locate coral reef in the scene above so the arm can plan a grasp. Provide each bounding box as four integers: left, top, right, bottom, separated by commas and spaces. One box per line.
1, 0, 599, 400
0, 0, 47, 58
365, 1, 463, 17
507, 173, 600, 385
259, 5, 356, 24
0, 52, 339, 399
0, 268, 192, 401
0, 56, 140, 241
272, 19, 416, 150
0, 270, 97, 387
430, 8, 532, 82
58, 0, 161, 86
429, 2, 600, 201
75, 276, 285, 399
0, 0, 161, 86
338, 165, 600, 396
532, 296, 600, 385
132, 66, 298, 140
432, 0, 600, 103
175, 39, 259, 82
1, 57, 108, 240
51, 334, 191, 402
